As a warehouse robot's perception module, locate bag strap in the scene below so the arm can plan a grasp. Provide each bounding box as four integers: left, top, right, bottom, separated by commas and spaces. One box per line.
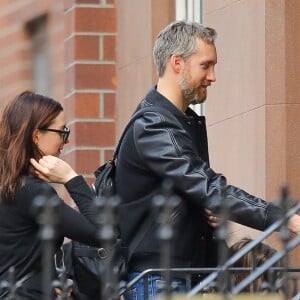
73, 246, 108, 259
112, 105, 171, 161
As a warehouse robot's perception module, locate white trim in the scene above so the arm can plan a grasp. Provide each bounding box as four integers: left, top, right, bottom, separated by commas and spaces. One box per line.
175, 0, 187, 20
175, 0, 204, 115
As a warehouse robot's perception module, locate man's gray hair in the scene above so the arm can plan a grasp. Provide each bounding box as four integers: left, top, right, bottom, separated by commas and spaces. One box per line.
153, 21, 217, 77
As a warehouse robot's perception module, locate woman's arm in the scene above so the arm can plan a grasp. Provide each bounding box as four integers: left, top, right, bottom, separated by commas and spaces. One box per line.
20, 176, 100, 246
30, 156, 98, 225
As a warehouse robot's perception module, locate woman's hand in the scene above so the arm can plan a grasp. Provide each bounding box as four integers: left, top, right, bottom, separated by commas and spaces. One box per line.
205, 208, 220, 228
30, 155, 78, 184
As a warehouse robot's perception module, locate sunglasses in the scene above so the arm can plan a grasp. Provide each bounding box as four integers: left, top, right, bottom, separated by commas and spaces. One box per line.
39, 126, 70, 144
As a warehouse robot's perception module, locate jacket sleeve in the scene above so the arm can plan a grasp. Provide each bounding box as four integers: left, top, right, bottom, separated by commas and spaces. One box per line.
133, 111, 282, 231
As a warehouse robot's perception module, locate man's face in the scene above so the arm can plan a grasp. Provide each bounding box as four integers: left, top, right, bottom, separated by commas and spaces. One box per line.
179, 38, 217, 105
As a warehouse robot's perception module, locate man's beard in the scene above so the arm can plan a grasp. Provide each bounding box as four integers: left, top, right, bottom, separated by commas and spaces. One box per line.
179, 74, 207, 105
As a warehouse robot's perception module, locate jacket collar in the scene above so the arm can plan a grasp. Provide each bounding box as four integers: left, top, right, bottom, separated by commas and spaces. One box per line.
141, 86, 205, 122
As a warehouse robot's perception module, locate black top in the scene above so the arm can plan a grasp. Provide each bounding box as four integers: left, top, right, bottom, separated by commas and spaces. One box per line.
0, 175, 97, 299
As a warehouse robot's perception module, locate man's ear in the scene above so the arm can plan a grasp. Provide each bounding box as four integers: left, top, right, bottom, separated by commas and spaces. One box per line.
32, 128, 40, 145
170, 54, 183, 73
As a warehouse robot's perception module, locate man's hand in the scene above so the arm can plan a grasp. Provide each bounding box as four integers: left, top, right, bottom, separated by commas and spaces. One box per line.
30, 155, 78, 184
205, 208, 219, 228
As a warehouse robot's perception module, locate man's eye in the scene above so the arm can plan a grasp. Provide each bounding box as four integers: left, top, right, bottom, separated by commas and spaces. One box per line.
201, 64, 209, 70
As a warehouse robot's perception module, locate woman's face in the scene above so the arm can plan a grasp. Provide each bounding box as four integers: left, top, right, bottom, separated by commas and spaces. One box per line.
34, 111, 69, 157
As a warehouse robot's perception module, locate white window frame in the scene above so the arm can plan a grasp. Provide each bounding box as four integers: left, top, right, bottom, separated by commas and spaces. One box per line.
176, 0, 202, 23
175, 0, 204, 115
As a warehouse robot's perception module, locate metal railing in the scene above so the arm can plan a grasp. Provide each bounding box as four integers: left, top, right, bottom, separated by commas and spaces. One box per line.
0, 184, 299, 299
186, 202, 300, 298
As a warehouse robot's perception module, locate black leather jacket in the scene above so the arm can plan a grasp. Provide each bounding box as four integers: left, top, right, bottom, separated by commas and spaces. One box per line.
116, 86, 281, 270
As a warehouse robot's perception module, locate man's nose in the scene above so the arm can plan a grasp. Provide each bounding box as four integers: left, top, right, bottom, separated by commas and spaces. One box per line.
207, 68, 216, 82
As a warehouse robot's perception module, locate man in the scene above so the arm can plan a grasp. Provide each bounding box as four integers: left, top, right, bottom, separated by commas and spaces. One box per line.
116, 21, 300, 299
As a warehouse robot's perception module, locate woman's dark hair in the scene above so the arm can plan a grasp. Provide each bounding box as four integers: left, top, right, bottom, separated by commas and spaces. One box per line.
229, 238, 280, 292
0, 91, 63, 201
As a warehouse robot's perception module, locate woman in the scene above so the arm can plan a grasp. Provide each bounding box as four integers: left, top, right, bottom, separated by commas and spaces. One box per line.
0, 91, 97, 299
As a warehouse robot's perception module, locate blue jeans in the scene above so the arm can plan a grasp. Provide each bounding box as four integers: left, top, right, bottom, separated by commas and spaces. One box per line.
123, 272, 188, 300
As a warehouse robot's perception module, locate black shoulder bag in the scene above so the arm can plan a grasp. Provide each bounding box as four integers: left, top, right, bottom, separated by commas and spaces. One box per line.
63, 106, 164, 299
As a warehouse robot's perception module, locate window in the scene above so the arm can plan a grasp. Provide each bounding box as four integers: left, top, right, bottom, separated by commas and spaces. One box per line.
176, 0, 203, 23
26, 15, 50, 95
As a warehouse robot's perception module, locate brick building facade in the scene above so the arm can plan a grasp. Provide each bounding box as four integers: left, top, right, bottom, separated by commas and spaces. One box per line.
0, 0, 117, 184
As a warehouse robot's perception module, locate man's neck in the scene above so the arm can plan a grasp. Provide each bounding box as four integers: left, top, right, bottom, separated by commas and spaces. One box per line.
156, 79, 187, 112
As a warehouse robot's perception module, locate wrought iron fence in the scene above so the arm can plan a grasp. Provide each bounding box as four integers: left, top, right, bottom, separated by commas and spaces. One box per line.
0, 185, 299, 299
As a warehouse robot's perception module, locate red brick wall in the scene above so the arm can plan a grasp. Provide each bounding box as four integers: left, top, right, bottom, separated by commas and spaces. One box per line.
0, 0, 117, 199
0, 0, 65, 106
64, 0, 117, 184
